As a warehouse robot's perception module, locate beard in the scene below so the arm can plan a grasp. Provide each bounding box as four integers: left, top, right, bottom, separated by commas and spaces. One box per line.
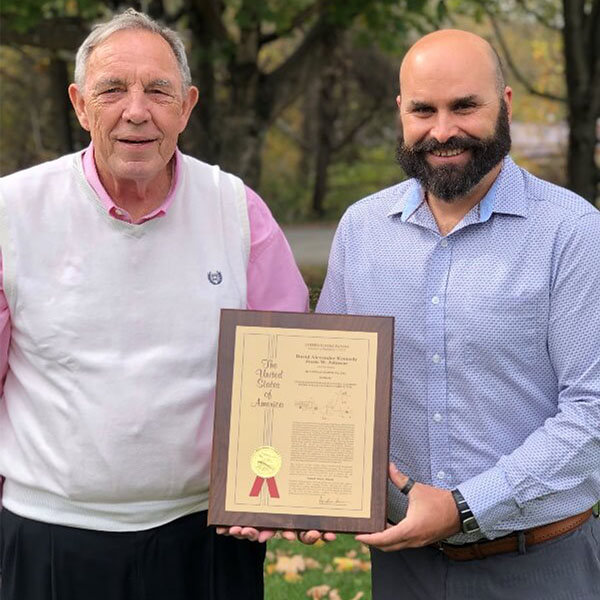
396, 100, 511, 202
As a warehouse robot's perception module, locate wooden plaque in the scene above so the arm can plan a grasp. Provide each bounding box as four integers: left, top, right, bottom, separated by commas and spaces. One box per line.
208, 309, 393, 533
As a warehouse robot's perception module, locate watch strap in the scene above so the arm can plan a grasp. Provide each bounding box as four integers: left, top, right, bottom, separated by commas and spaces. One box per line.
451, 488, 480, 534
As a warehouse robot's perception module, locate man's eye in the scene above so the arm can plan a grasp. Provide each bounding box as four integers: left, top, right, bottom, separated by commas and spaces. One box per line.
149, 89, 168, 95
454, 103, 477, 112
101, 88, 122, 95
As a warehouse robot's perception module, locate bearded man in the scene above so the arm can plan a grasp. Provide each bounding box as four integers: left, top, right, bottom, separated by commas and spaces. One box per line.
317, 29, 600, 600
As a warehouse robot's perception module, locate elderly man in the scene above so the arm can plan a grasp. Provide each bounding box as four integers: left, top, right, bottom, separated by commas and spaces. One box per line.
0, 9, 307, 600
317, 30, 600, 599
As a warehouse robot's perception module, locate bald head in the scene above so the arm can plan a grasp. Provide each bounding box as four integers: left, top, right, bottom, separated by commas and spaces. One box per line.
400, 30, 505, 95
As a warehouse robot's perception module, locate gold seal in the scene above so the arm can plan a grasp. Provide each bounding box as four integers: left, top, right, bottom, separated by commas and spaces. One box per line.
251, 446, 282, 478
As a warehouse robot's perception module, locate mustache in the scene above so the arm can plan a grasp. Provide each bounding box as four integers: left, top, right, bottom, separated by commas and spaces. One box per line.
401, 135, 486, 155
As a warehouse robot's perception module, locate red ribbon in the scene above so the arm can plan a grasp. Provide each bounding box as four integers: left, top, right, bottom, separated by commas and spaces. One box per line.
249, 476, 280, 498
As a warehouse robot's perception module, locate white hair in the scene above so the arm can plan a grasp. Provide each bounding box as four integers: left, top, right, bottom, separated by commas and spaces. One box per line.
73, 8, 192, 91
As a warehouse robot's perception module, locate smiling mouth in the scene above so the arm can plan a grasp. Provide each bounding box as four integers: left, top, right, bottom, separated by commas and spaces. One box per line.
430, 148, 465, 157
118, 138, 156, 145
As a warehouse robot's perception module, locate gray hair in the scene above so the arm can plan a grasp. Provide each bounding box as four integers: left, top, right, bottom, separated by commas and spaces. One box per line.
74, 8, 192, 91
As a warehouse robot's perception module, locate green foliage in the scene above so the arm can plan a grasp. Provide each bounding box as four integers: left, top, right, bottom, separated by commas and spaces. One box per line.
1, 0, 101, 33
300, 265, 328, 310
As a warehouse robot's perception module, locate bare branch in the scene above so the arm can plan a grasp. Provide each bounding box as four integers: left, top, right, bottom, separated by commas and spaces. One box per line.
332, 106, 379, 153
259, 3, 321, 46
513, 0, 562, 31
488, 13, 566, 103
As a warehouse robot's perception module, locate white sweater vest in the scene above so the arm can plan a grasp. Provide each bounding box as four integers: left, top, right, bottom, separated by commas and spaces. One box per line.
0, 152, 249, 531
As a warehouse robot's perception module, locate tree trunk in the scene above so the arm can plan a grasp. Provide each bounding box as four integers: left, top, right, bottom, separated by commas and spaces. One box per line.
562, 0, 600, 203
311, 38, 341, 216
47, 57, 75, 154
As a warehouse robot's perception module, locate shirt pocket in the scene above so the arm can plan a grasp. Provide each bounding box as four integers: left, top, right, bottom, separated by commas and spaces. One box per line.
462, 295, 541, 367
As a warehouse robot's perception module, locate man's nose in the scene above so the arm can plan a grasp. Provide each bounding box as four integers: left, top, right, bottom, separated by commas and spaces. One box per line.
430, 112, 459, 143
122, 91, 150, 124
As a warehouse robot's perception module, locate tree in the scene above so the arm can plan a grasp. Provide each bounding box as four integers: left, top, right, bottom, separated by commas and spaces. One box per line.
477, 0, 599, 203
1, 0, 438, 187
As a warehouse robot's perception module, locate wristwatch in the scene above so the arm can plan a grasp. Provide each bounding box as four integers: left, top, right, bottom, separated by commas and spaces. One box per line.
451, 488, 481, 534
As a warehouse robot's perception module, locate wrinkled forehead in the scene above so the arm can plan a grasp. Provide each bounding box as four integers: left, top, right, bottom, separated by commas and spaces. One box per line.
86, 29, 180, 82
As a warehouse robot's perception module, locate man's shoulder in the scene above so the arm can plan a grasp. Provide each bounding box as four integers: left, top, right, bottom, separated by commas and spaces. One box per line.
342, 179, 414, 222
177, 153, 246, 187
519, 165, 598, 219
1, 152, 81, 192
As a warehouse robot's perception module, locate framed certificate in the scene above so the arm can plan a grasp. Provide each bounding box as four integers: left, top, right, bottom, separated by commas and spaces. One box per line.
207, 309, 394, 533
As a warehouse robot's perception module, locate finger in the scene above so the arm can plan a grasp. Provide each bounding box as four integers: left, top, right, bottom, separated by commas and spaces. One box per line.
389, 463, 416, 495
322, 532, 337, 542
257, 529, 277, 543
356, 525, 410, 549
389, 462, 407, 487
280, 530, 298, 541
239, 527, 259, 541
299, 530, 320, 544
215, 526, 229, 536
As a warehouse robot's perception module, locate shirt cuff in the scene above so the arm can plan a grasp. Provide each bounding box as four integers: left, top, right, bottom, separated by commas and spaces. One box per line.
458, 465, 522, 539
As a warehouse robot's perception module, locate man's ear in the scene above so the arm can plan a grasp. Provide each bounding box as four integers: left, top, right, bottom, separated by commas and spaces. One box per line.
68, 83, 91, 131
503, 86, 513, 123
396, 94, 402, 110
178, 85, 199, 133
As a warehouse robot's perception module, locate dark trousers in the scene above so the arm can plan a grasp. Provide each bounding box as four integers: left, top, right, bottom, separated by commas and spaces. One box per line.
0, 508, 265, 600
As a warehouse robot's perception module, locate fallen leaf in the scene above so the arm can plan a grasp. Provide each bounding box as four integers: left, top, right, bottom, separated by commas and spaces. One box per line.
304, 557, 322, 570
306, 584, 331, 599
349, 593, 365, 600
284, 572, 302, 583
333, 557, 357, 572
328, 589, 342, 600
274, 554, 306, 575
332, 557, 371, 572
345, 550, 357, 558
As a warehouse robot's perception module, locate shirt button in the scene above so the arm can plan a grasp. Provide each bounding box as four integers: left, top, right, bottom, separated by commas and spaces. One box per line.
432, 353, 441, 363
433, 413, 443, 422
431, 295, 440, 305
440, 239, 449, 247
437, 471, 446, 480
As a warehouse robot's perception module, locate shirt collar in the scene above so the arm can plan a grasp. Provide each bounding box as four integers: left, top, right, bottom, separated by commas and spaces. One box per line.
387, 156, 528, 224
81, 142, 181, 224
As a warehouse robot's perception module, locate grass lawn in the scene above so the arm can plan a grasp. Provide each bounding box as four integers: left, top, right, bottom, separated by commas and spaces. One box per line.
265, 534, 372, 600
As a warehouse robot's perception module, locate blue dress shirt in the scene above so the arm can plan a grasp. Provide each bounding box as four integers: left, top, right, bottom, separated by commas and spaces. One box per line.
317, 157, 600, 542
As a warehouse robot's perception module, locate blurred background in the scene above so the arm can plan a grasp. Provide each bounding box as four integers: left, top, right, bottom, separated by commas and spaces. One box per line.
1, 0, 599, 276
2, 3, 598, 597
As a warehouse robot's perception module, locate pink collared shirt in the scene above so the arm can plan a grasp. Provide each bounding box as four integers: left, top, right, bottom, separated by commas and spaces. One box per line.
0, 146, 308, 392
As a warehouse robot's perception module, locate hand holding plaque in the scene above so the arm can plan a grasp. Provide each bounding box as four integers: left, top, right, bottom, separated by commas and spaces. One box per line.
208, 310, 393, 534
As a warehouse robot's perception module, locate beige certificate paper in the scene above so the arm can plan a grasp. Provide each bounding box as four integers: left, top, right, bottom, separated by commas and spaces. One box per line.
225, 325, 377, 518
208, 310, 393, 533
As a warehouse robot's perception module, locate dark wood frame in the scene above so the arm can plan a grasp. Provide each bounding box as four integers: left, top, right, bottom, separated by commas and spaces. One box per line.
208, 309, 394, 533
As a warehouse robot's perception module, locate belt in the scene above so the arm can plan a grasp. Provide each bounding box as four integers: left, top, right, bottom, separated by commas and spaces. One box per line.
434, 509, 593, 561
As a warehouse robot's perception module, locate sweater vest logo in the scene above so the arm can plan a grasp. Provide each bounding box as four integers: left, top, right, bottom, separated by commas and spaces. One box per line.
208, 270, 223, 285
